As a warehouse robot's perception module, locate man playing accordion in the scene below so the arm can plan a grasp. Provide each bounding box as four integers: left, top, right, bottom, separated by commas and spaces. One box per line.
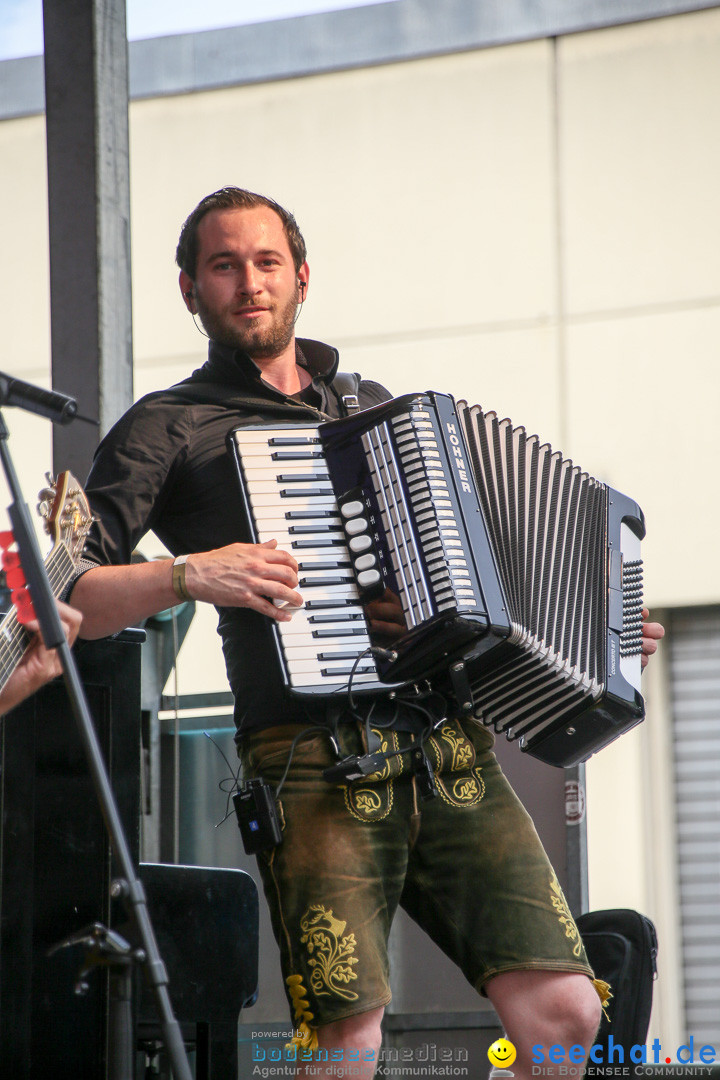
68, 187, 663, 1080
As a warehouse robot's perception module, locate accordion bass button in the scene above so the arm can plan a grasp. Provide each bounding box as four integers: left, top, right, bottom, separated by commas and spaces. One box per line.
340, 500, 364, 518
345, 517, 369, 536
354, 553, 376, 572
357, 569, 381, 588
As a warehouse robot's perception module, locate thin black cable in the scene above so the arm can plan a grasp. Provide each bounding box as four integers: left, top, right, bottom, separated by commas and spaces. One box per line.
335, 647, 453, 772
274, 723, 337, 798
210, 651, 447, 816
345, 644, 397, 714
191, 312, 209, 339
204, 731, 244, 828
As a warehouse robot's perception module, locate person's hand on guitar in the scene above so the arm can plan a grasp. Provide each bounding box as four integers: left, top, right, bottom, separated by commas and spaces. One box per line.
0, 601, 82, 716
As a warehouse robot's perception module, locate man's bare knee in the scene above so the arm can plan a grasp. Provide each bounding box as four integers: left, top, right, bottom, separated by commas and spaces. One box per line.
552, 974, 603, 1045
316, 1005, 384, 1051
295, 1006, 384, 1079
488, 971, 602, 1048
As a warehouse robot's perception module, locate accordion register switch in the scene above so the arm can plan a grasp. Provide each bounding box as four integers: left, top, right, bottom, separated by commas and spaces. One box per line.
338, 488, 384, 599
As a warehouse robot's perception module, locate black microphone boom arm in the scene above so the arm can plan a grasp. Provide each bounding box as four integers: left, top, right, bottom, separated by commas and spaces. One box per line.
0, 372, 78, 425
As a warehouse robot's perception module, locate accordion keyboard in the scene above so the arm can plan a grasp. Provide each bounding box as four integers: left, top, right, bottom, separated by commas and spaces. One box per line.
230, 426, 384, 694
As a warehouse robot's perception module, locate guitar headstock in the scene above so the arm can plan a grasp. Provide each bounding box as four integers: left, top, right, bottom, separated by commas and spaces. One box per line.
37, 471, 94, 564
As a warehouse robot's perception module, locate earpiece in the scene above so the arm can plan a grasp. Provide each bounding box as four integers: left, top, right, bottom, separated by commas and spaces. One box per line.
298, 281, 306, 299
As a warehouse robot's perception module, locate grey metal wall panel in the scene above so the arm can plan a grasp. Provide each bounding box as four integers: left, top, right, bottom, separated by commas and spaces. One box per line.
0, 55, 44, 116
668, 608, 720, 1046
1, 0, 720, 119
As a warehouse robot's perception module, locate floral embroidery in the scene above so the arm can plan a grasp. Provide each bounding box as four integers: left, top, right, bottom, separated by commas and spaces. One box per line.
452, 776, 481, 801
550, 872, 583, 958
300, 905, 359, 1001
344, 780, 393, 821
435, 766, 486, 807
424, 722, 486, 807
440, 723, 475, 771
342, 728, 401, 821
364, 728, 402, 783
428, 721, 476, 776
354, 790, 383, 814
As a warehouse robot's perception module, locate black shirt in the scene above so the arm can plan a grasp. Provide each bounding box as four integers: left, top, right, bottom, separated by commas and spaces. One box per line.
72, 337, 391, 734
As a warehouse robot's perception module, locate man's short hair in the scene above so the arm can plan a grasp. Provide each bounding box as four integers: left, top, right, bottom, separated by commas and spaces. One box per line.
175, 187, 308, 278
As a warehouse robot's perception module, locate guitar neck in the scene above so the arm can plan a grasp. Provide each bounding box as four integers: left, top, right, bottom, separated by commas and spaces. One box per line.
0, 543, 76, 694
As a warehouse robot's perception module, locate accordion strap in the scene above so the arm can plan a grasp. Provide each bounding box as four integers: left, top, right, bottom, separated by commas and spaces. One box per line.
167, 372, 362, 418
330, 371, 361, 415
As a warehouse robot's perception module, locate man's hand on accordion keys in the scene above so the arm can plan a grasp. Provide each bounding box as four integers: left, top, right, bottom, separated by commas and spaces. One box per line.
641, 609, 665, 669
183, 540, 303, 621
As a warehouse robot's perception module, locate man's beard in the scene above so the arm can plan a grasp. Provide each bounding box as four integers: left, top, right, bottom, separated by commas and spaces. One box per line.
195, 286, 299, 359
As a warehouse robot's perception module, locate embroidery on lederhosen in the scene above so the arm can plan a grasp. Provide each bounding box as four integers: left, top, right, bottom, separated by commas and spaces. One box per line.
285, 973, 318, 1051
427, 721, 485, 808
343, 728, 404, 822
549, 870, 584, 958
299, 904, 360, 1001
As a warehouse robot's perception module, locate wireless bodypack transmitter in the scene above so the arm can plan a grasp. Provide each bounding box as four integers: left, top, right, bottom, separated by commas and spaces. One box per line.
233, 779, 283, 854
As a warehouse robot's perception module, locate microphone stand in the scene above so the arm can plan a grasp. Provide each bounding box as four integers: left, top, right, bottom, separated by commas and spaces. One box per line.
0, 400, 192, 1080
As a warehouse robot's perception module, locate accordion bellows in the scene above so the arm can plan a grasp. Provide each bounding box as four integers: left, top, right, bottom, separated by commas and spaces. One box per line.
459, 402, 644, 760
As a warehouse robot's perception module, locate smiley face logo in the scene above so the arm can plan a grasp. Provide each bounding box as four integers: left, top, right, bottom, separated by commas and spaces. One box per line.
488, 1037, 517, 1070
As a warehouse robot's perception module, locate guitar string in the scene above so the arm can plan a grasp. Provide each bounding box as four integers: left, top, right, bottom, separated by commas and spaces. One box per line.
0, 552, 69, 654
0, 554, 70, 672
0, 545, 76, 688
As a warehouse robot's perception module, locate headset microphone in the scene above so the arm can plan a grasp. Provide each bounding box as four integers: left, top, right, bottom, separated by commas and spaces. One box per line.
293, 282, 306, 326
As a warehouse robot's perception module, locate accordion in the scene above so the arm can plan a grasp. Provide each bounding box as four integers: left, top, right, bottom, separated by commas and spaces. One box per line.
229, 392, 645, 768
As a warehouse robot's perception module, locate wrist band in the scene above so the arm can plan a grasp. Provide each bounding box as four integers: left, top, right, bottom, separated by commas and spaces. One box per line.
172, 555, 193, 602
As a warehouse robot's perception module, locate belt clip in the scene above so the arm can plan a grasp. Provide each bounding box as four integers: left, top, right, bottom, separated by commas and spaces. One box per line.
411, 747, 437, 801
